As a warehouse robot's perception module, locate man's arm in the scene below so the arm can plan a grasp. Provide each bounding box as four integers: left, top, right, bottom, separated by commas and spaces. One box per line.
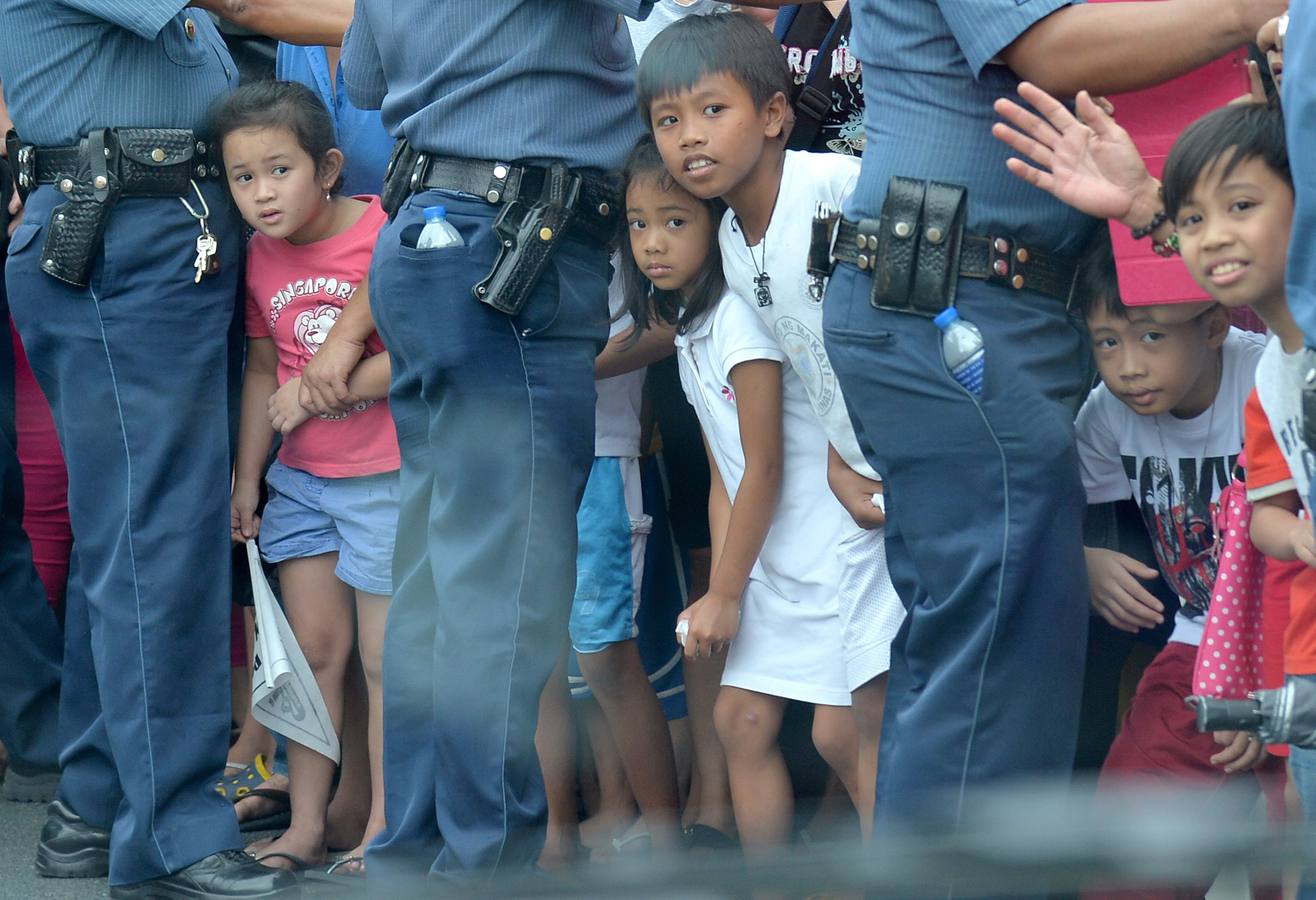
999, 0, 1288, 97
190, 0, 353, 45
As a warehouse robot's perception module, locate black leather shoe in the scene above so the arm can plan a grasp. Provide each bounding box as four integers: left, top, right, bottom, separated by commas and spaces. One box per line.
35, 799, 111, 878
108, 850, 300, 898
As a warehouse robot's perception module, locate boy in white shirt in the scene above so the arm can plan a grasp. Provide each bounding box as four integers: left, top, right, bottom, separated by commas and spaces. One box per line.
638, 11, 903, 836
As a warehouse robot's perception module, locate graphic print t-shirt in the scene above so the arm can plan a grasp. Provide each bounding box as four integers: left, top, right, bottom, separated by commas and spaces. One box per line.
1075, 328, 1266, 645
781, 4, 864, 155
245, 195, 400, 478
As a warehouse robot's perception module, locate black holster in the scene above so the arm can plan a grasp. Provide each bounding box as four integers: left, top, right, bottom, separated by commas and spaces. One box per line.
24, 128, 202, 287
472, 163, 580, 316
381, 139, 420, 219
41, 130, 121, 287
868, 176, 967, 317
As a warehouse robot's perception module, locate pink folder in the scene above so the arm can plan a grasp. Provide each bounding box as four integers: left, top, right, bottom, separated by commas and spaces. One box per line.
1088, 2, 1248, 305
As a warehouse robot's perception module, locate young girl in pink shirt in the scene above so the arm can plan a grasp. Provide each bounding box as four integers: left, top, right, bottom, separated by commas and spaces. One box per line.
218, 81, 397, 876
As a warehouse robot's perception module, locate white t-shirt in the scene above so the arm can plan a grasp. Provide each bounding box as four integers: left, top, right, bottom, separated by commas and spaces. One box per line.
626, 0, 731, 62
675, 290, 849, 606
594, 264, 645, 458
718, 150, 876, 481
1075, 327, 1266, 646
1252, 336, 1316, 513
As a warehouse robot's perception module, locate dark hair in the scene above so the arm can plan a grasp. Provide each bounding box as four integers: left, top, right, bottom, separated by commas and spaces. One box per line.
210, 80, 344, 193
618, 136, 726, 338
1161, 100, 1289, 222
1075, 227, 1126, 320
636, 11, 791, 124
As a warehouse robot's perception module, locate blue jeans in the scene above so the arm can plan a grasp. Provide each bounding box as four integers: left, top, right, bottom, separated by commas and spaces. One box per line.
365, 190, 607, 884
0, 264, 63, 772
6, 184, 243, 884
822, 265, 1090, 827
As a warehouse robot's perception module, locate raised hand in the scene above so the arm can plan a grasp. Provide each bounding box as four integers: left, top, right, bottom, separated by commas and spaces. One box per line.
992, 82, 1158, 227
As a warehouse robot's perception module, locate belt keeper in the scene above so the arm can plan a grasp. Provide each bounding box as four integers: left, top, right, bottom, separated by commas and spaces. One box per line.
486, 162, 511, 204
988, 236, 1028, 291
854, 219, 880, 271
88, 128, 111, 202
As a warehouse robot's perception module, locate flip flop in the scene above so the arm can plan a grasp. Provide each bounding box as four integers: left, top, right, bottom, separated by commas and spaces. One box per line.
326, 855, 364, 876
683, 824, 738, 853
237, 787, 292, 833
302, 855, 365, 887
215, 754, 276, 801
255, 851, 311, 873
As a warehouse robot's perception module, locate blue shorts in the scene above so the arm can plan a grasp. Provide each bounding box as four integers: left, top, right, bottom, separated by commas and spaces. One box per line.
570, 455, 688, 720
570, 457, 650, 654
258, 460, 400, 596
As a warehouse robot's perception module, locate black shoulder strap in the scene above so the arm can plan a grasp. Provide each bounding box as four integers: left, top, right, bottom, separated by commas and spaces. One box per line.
787, 5, 851, 152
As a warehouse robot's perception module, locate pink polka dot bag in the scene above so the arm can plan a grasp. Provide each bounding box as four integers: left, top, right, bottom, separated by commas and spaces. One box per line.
1193, 454, 1265, 700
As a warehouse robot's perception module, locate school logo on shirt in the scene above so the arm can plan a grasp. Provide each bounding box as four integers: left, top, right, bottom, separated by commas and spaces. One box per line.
721, 385, 736, 405
774, 317, 835, 416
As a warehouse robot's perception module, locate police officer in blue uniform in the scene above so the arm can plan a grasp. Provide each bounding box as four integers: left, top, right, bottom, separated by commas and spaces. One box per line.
825, 0, 1285, 828
0, 2, 300, 896
329, 0, 650, 884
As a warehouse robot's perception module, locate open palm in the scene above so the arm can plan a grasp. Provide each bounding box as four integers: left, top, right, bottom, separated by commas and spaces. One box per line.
992, 83, 1152, 223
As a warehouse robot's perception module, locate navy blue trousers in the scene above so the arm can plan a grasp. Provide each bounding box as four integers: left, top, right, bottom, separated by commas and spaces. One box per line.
822, 265, 1090, 827
0, 263, 63, 771
365, 191, 607, 885
6, 185, 243, 884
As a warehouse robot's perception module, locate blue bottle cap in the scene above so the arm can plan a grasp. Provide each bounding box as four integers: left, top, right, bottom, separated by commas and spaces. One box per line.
933, 307, 960, 329
423, 205, 447, 222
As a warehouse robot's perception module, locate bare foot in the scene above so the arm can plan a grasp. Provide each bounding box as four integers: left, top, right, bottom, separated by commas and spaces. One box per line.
234, 774, 289, 824
537, 825, 581, 871
253, 828, 326, 871
578, 808, 635, 853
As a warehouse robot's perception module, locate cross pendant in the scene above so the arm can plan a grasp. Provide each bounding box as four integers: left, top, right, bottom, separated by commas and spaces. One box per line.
754, 272, 772, 307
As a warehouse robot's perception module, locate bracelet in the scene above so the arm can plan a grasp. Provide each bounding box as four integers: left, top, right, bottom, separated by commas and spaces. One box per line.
1131, 209, 1169, 241
1151, 231, 1179, 258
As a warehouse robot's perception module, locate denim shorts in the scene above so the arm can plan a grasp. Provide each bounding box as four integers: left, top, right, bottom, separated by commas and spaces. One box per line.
570, 457, 651, 654
258, 460, 400, 596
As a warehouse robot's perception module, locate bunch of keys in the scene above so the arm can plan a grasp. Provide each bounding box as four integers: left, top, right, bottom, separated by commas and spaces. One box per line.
194, 222, 219, 284
179, 180, 221, 284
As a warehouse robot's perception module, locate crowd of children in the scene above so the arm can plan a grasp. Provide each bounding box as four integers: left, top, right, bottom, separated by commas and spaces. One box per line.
6, 1, 1315, 895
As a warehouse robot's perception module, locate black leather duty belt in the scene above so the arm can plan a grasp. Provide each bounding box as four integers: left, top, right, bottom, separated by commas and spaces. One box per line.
833, 217, 1079, 307
403, 154, 619, 246
11, 129, 220, 199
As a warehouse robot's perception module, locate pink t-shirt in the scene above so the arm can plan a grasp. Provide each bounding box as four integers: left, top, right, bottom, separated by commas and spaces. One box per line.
245, 195, 400, 478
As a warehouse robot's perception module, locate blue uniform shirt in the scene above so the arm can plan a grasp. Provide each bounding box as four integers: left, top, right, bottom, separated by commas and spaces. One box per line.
847, 0, 1097, 256
276, 44, 394, 196
342, 0, 653, 174
1283, 0, 1316, 347
0, 0, 236, 146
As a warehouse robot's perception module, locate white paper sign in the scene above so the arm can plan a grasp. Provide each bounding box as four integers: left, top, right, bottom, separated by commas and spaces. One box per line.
247, 541, 341, 763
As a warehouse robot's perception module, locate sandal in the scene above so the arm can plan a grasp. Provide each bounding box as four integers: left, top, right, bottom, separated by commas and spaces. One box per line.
237, 787, 292, 833
684, 824, 738, 853
215, 754, 276, 801
255, 851, 311, 873
326, 855, 365, 876
302, 855, 365, 887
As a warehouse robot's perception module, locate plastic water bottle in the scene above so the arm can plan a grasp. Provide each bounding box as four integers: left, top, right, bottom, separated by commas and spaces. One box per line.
933, 306, 985, 396
415, 205, 463, 250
